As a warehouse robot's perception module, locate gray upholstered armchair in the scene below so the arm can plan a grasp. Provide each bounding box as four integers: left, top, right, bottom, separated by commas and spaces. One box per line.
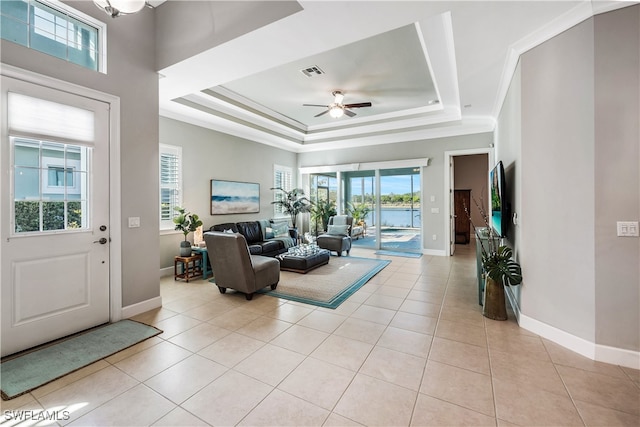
316, 215, 353, 256
203, 231, 280, 300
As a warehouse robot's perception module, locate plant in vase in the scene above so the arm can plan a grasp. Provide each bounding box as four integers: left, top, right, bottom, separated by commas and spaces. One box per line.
346, 202, 371, 226
464, 197, 522, 320
270, 187, 313, 233
311, 199, 337, 236
173, 206, 203, 257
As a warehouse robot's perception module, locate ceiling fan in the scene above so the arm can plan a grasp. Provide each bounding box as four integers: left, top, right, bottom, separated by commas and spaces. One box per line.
303, 91, 372, 118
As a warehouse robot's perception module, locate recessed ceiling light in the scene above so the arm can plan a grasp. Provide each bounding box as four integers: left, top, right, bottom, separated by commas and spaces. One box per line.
464, 104, 472, 108
428, 99, 440, 105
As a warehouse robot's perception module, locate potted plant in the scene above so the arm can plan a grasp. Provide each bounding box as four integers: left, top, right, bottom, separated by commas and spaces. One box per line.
173, 206, 203, 256
346, 202, 371, 226
465, 198, 522, 320
311, 199, 337, 235
270, 187, 313, 230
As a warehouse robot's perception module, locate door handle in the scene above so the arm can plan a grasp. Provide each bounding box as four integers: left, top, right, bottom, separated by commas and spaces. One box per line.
93, 237, 108, 244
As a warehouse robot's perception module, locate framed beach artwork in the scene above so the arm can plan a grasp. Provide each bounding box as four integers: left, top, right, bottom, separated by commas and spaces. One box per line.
210, 179, 260, 215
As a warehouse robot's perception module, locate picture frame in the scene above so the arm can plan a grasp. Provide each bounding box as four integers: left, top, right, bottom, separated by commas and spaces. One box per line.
210, 179, 260, 215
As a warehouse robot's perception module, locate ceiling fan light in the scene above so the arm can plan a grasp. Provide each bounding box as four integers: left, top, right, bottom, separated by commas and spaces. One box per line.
333, 91, 344, 104
94, 0, 146, 17
329, 105, 344, 118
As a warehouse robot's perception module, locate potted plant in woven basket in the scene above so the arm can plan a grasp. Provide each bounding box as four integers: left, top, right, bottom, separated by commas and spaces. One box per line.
465, 198, 522, 320
173, 206, 203, 257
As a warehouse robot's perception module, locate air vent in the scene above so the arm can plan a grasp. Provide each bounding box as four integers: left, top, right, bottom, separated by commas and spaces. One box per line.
300, 65, 325, 77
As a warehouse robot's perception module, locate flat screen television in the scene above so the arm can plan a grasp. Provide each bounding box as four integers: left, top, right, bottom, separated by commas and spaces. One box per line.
490, 161, 507, 237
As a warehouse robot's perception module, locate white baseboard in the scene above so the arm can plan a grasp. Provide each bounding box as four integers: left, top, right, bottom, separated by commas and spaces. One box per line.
121, 296, 163, 319
518, 313, 640, 370
423, 248, 447, 256
160, 266, 174, 278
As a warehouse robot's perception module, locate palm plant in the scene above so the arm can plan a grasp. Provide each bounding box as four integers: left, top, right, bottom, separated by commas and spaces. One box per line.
346, 202, 371, 225
311, 199, 337, 235
270, 187, 313, 229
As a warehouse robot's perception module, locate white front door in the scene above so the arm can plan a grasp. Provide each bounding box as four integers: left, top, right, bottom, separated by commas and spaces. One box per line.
1, 76, 111, 357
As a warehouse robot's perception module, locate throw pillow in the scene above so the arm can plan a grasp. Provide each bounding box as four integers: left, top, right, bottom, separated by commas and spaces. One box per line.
327, 224, 350, 236
223, 229, 235, 234
272, 222, 289, 237
265, 227, 275, 239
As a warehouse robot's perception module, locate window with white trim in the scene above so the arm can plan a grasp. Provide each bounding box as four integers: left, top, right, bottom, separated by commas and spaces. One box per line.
273, 164, 293, 217
0, 0, 106, 72
159, 144, 182, 230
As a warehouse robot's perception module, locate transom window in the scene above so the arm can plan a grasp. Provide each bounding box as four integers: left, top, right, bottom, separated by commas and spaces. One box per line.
0, 0, 106, 72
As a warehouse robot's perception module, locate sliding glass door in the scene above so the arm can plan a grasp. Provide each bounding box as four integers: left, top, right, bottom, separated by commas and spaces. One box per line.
343, 171, 376, 249
342, 167, 421, 252
379, 168, 421, 252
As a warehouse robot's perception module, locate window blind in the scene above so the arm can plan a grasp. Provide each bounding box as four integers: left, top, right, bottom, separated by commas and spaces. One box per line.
159, 145, 181, 228
8, 92, 95, 144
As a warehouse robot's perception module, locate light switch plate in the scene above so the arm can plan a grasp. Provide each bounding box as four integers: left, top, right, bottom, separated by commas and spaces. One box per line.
431, 208, 439, 214
617, 221, 639, 237
128, 217, 141, 228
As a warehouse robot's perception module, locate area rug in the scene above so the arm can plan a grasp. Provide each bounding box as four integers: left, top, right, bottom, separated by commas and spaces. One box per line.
259, 256, 390, 309
1, 319, 162, 400
374, 250, 422, 258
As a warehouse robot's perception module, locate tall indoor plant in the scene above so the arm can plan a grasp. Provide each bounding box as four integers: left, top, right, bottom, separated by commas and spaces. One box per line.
173, 206, 203, 256
270, 187, 313, 229
311, 199, 337, 235
465, 198, 522, 320
346, 202, 371, 226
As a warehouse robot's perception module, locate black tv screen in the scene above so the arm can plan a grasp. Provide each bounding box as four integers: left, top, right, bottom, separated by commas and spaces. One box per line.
490, 161, 506, 237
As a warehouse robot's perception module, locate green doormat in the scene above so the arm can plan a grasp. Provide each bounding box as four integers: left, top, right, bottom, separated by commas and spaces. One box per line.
1, 319, 162, 400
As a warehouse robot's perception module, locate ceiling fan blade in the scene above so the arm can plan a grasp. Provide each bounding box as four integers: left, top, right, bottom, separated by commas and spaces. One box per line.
344, 102, 372, 109
303, 104, 328, 108
314, 110, 330, 117
344, 109, 356, 117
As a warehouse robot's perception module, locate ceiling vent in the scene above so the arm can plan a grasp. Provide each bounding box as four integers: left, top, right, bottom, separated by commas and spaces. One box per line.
300, 65, 325, 77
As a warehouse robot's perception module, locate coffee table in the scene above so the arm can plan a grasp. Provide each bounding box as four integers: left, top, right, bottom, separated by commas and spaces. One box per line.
278, 249, 330, 274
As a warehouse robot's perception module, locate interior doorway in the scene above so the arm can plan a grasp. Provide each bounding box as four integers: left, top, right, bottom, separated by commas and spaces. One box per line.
445, 149, 492, 256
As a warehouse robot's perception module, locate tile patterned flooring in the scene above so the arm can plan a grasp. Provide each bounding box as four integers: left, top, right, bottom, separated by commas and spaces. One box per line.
2, 245, 639, 426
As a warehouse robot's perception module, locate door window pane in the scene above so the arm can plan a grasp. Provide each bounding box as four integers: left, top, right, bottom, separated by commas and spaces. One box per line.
12, 137, 90, 234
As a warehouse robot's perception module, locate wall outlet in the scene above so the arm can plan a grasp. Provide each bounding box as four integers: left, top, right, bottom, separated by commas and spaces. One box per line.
128, 217, 141, 228
430, 195, 436, 202
431, 208, 439, 214
432, 234, 437, 240
617, 221, 639, 237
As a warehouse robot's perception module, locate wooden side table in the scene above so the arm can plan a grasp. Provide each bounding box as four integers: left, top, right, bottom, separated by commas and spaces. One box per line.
174, 254, 202, 282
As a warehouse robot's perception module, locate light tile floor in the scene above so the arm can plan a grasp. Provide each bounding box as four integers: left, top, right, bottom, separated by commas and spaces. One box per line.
3, 245, 639, 426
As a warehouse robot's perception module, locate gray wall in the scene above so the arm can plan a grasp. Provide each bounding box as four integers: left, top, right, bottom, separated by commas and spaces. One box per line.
298, 133, 493, 252
1, 2, 160, 307
495, 60, 522, 306
155, 1, 302, 69
496, 5, 640, 352
159, 117, 297, 269
593, 6, 640, 351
